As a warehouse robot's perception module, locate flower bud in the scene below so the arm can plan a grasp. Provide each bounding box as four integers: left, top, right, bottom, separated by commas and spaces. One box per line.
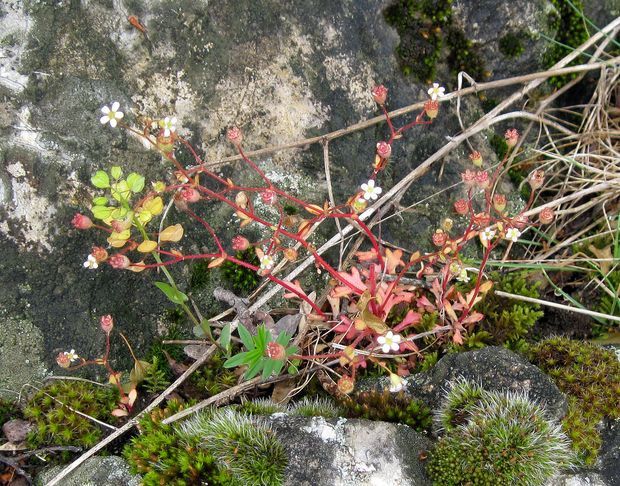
227, 126, 242, 146
91, 246, 108, 263
432, 229, 448, 247
461, 170, 476, 186
512, 214, 529, 230
493, 194, 507, 212
475, 170, 490, 189
473, 212, 491, 227
72, 213, 93, 230
505, 128, 519, 148
283, 247, 298, 262
100, 315, 114, 334
56, 352, 71, 369
454, 199, 469, 215
539, 207, 555, 224
151, 181, 166, 193
424, 100, 439, 119
371, 85, 388, 105
441, 218, 454, 232
181, 187, 201, 203
108, 254, 131, 269
337, 375, 355, 395
260, 189, 278, 205
469, 150, 483, 167
351, 197, 367, 213
232, 235, 250, 251
111, 218, 132, 233
528, 170, 545, 190
376, 141, 392, 159
265, 341, 286, 360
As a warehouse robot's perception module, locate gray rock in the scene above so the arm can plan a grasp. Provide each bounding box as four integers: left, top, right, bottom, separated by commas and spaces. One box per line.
547, 472, 608, 486
2, 418, 33, 443
598, 419, 620, 486
405, 346, 568, 422
269, 415, 432, 486
36, 456, 141, 486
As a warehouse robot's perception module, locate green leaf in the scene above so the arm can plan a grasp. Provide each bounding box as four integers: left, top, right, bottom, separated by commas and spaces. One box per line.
238, 324, 256, 351
111, 180, 131, 202
126, 173, 145, 193
223, 351, 251, 368
154, 281, 188, 305
91, 170, 110, 189
110, 166, 123, 180
262, 359, 276, 379
273, 360, 285, 375
245, 358, 265, 379
276, 330, 292, 346
287, 363, 298, 375
220, 323, 232, 351
92, 196, 108, 206
91, 205, 114, 220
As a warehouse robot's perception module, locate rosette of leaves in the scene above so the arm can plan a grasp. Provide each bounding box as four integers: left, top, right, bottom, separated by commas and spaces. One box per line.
223, 324, 299, 379
23, 381, 118, 451
427, 380, 573, 485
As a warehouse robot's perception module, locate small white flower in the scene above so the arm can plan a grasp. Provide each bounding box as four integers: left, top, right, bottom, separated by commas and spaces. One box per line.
83, 254, 98, 269
377, 331, 402, 353
259, 254, 275, 271
427, 82, 446, 101
479, 227, 496, 244
361, 179, 382, 201
64, 349, 79, 362
100, 102, 124, 128
505, 227, 521, 243
161, 116, 177, 137
456, 268, 470, 283
389, 373, 408, 393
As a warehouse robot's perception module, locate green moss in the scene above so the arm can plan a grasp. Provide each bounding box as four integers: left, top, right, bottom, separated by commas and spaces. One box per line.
221, 249, 261, 296
339, 390, 432, 432
238, 398, 286, 416
499, 32, 526, 58
528, 337, 620, 464
142, 355, 172, 394
427, 380, 573, 485
190, 352, 238, 396
289, 396, 342, 418
489, 132, 509, 160
0, 398, 19, 427
124, 400, 231, 486
24, 381, 118, 455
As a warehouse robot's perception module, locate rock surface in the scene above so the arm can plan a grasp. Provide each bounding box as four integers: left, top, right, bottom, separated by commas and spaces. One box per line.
36, 456, 141, 486
269, 415, 432, 486
404, 346, 568, 422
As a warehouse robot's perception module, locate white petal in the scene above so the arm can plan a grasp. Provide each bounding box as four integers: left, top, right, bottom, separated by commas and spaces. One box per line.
392, 334, 401, 343
116, 111, 124, 119
366, 179, 375, 188
111, 101, 120, 112
382, 344, 391, 353
370, 192, 378, 200
109, 119, 117, 128
391, 342, 400, 351
100, 115, 110, 124
438, 87, 445, 95
427, 87, 434, 96
377, 336, 386, 344
164, 128, 171, 137
374, 186, 382, 195
433, 83, 439, 89
361, 183, 369, 191
101, 105, 110, 114
171, 117, 177, 124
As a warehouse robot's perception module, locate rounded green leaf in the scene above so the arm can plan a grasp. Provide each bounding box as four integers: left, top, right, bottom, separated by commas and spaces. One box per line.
126, 173, 145, 193
110, 166, 123, 180
91, 205, 114, 220
92, 196, 108, 206
91, 170, 110, 189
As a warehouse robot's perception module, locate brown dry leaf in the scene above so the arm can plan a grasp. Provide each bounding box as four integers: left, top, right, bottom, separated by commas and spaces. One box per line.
160, 224, 184, 242
361, 309, 388, 334
588, 244, 613, 274
271, 379, 296, 404
235, 191, 249, 209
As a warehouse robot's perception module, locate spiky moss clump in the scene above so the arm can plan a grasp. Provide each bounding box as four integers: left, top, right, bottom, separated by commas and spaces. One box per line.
528, 337, 620, 464
190, 352, 238, 396
339, 390, 432, 433
0, 398, 19, 427
427, 380, 573, 485
434, 379, 485, 433
179, 408, 287, 486
238, 398, 287, 416
498, 32, 527, 58
220, 249, 261, 296
124, 400, 231, 486
289, 396, 343, 418
23, 381, 118, 452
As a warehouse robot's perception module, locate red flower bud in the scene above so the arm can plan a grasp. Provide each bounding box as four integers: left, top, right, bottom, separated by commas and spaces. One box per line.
56, 352, 71, 369
469, 151, 483, 167
376, 141, 392, 159
180, 187, 201, 203
505, 128, 519, 148
473, 212, 491, 227
454, 199, 469, 215
72, 213, 93, 230
108, 254, 131, 269
226, 126, 242, 146
232, 235, 250, 251
260, 189, 278, 205
475, 171, 490, 189
432, 229, 448, 247
493, 194, 507, 212
512, 214, 529, 230
461, 170, 476, 186
337, 375, 355, 395
424, 100, 439, 119
529, 170, 545, 190
265, 342, 286, 360
539, 207, 555, 224
91, 246, 108, 263
283, 248, 298, 261
100, 315, 114, 334
371, 85, 388, 105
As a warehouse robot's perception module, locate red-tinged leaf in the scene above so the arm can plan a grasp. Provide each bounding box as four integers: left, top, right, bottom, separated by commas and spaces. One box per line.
283, 280, 307, 299
478, 280, 493, 294
111, 408, 129, 417
444, 300, 458, 322
461, 312, 485, 325
255, 247, 264, 259
335, 267, 366, 294
385, 248, 405, 274
355, 249, 378, 262
452, 328, 464, 345
394, 310, 422, 332
128, 388, 138, 407
401, 340, 419, 352
416, 295, 435, 310
381, 292, 414, 320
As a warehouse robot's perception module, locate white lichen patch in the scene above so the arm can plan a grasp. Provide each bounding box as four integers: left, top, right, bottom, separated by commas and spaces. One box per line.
323, 54, 377, 116
0, 2, 31, 94
0, 161, 57, 252
301, 416, 347, 445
